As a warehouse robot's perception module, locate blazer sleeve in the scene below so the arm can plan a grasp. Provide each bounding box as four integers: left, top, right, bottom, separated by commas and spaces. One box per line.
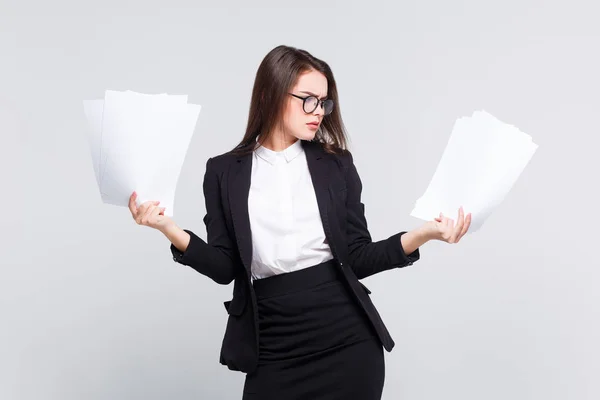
344, 150, 421, 279
169, 157, 239, 285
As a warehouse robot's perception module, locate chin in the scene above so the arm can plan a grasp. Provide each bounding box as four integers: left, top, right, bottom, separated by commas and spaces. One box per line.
296, 130, 317, 141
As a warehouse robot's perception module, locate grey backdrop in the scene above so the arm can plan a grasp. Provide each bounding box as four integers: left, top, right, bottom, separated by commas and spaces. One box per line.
1, 1, 598, 399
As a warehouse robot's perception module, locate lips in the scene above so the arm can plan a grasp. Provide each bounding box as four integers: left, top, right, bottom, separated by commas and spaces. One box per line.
307, 122, 319, 127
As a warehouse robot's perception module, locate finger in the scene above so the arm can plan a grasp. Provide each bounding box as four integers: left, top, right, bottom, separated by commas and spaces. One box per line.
136, 202, 149, 224
129, 191, 138, 216
140, 205, 155, 225
136, 201, 158, 224
459, 213, 472, 240
137, 200, 159, 220
440, 212, 450, 224
452, 207, 465, 242
455, 213, 471, 242
445, 219, 454, 241
146, 205, 164, 224
148, 201, 160, 216
153, 207, 168, 226
142, 202, 160, 223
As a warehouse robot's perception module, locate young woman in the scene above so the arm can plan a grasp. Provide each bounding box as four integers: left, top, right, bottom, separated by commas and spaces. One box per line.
128, 45, 471, 399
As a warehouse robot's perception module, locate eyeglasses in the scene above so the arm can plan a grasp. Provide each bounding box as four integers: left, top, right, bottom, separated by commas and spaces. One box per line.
288, 93, 334, 115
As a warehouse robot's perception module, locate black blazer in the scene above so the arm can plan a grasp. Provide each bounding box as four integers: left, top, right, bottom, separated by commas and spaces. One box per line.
170, 139, 420, 373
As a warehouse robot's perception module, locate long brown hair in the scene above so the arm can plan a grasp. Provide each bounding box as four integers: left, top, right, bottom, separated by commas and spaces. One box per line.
231, 45, 349, 155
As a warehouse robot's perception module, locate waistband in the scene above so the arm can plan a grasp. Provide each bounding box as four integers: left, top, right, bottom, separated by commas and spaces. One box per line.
252, 259, 341, 300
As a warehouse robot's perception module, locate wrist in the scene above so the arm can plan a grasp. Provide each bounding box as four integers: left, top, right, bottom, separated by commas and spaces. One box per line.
400, 226, 431, 255
417, 223, 439, 242
160, 221, 180, 237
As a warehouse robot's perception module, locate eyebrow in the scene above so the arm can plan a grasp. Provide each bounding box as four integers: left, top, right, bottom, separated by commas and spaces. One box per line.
299, 91, 328, 100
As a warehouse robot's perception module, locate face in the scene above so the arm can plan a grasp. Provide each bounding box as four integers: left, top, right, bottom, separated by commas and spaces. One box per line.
281, 69, 329, 142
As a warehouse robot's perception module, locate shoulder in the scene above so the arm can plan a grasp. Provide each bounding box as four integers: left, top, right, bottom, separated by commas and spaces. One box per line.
204, 147, 251, 174
333, 148, 354, 169
307, 140, 354, 169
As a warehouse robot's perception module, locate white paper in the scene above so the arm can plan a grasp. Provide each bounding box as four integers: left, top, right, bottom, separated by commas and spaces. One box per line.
135, 103, 202, 216
82, 90, 201, 216
411, 110, 538, 232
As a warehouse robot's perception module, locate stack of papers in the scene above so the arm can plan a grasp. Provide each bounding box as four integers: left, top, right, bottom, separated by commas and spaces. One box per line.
82, 90, 201, 216
411, 110, 539, 232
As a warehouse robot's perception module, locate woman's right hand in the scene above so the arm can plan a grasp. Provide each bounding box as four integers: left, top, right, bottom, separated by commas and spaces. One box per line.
128, 191, 175, 233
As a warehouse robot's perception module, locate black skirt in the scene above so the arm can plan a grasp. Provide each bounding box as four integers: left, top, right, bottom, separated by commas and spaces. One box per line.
242, 259, 385, 400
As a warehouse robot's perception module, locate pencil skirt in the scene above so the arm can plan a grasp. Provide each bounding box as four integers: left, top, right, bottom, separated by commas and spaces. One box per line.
242, 259, 385, 400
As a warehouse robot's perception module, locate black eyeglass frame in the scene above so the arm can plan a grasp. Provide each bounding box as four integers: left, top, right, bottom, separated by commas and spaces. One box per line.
288, 93, 334, 115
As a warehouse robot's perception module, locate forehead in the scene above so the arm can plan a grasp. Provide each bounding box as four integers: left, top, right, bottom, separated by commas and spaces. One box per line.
292, 69, 328, 96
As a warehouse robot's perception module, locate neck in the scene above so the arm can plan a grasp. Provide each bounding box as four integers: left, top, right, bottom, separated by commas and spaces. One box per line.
260, 131, 298, 152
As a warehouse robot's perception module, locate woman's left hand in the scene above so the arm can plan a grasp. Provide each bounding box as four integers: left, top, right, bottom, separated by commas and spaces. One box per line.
422, 206, 471, 244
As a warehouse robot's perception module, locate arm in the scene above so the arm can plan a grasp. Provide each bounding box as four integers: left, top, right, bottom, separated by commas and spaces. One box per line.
165, 157, 239, 285
344, 151, 425, 279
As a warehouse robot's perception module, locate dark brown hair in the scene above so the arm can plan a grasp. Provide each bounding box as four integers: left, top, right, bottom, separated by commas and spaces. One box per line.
231, 45, 349, 155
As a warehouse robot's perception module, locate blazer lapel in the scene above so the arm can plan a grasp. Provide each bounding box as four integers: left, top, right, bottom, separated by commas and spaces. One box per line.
303, 141, 336, 257
227, 152, 253, 273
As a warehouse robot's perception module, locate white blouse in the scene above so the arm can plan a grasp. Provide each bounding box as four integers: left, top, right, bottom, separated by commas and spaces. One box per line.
248, 139, 334, 280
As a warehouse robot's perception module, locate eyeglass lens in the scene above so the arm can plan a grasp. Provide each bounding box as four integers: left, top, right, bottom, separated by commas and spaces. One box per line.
304, 96, 334, 115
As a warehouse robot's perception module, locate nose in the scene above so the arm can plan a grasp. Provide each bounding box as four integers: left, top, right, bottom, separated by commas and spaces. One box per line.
312, 102, 324, 117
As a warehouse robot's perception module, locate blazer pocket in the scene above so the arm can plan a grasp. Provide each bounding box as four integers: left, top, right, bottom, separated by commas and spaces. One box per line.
223, 295, 246, 316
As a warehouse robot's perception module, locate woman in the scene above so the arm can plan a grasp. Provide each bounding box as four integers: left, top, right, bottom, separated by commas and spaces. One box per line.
128, 45, 471, 399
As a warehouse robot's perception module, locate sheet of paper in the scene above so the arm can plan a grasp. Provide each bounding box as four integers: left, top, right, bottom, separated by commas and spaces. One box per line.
100, 91, 188, 187
82, 90, 201, 216
135, 103, 202, 216
99, 90, 187, 206
410, 110, 538, 232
